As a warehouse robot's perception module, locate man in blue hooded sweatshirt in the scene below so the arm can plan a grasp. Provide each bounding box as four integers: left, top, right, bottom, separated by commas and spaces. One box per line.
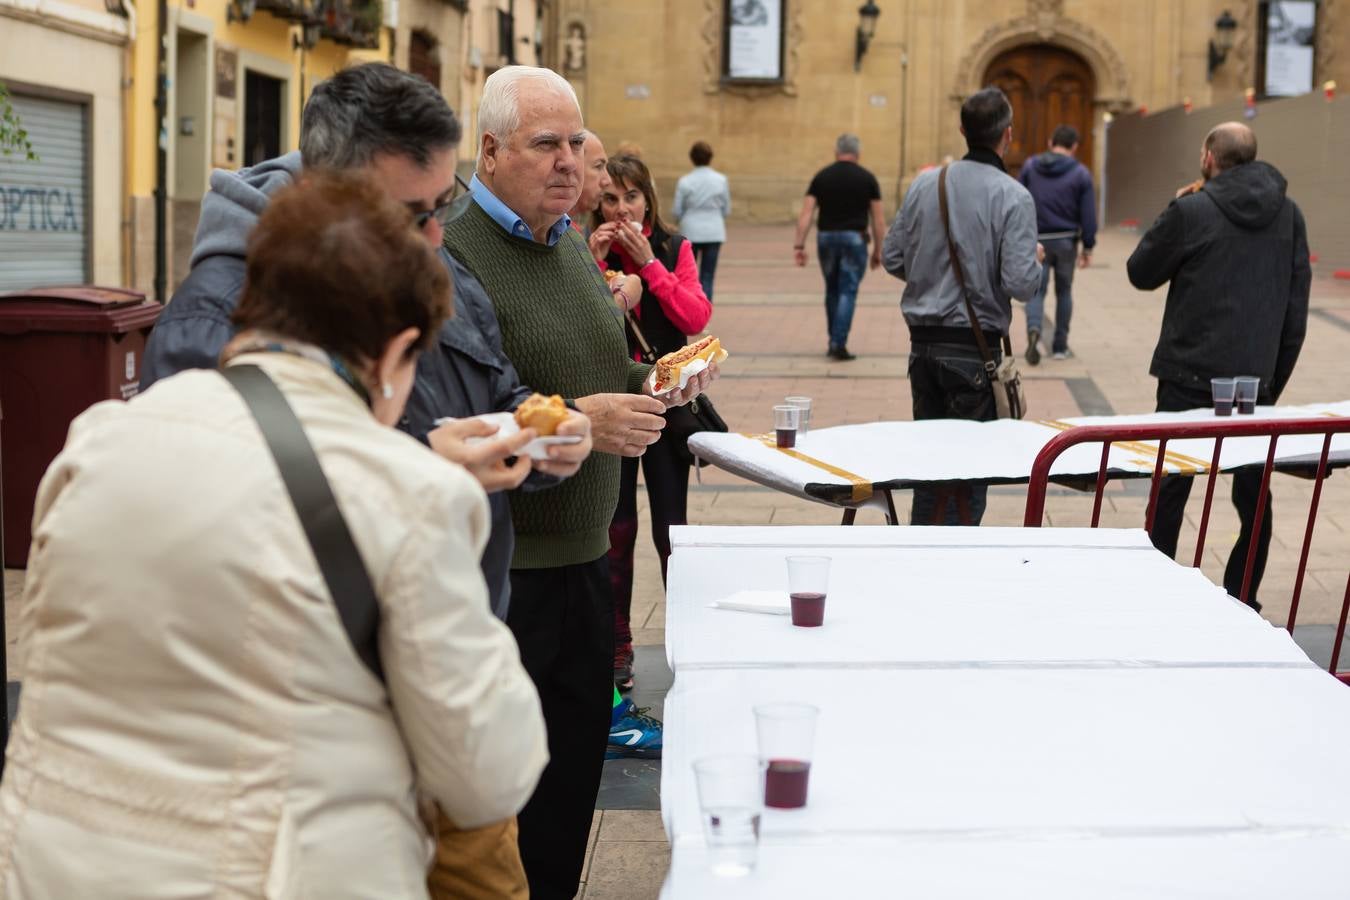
1018, 125, 1096, 363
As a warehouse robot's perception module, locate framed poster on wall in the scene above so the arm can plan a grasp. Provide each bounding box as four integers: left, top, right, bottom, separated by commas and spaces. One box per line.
723, 0, 784, 82
1259, 0, 1318, 97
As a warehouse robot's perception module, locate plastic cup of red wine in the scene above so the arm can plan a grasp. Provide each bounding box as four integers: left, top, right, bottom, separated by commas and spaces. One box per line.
786, 555, 830, 627
1234, 376, 1259, 415
1210, 377, 1237, 417
754, 703, 819, 810
773, 404, 800, 449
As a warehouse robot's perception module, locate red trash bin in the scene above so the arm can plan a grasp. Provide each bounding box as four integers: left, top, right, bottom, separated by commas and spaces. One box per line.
0, 286, 162, 566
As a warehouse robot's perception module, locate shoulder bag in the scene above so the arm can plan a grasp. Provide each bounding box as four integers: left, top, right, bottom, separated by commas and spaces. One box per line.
223, 364, 384, 682
937, 164, 1027, 420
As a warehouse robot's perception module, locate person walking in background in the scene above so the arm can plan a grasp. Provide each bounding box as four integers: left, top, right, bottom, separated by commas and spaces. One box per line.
882, 87, 1042, 526
593, 153, 712, 702
1018, 124, 1097, 363
0, 170, 547, 899
1127, 122, 1310, 611
793, 134, 887, 361
673, 141, 731, 300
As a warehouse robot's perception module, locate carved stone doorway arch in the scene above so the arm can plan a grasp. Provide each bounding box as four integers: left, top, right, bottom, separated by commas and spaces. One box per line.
952, 8, 1133, 113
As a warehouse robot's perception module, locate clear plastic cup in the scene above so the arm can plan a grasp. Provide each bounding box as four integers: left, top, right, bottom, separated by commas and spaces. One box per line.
773, 405, 801, 448
1235, 376, 1259, 415
785, 396, 813, 435
786, 555, 830, 627
754, 703, 820, 809
1210, 377, 1237, 417
692, 755, 764, 877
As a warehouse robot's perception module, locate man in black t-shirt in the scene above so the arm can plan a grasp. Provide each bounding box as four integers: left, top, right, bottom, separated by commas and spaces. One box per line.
793, 133, 886, 360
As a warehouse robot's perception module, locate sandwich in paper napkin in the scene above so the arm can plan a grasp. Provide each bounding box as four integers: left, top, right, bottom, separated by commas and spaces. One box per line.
650, 335, 729, 396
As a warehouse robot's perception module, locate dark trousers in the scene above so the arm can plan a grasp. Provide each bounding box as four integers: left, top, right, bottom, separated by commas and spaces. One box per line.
1025, 236, 1078, 353
691, 241, 722, 301
1148, 380, 1272, 609
608, 434, 691, 646
507, 557, 614, 900
908, 341, 998, 525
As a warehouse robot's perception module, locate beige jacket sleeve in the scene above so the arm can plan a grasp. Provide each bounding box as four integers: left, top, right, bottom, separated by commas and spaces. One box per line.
377, 468, 548, 829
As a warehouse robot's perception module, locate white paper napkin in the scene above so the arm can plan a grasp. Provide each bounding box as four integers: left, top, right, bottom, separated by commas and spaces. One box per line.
708, 590, 790, 615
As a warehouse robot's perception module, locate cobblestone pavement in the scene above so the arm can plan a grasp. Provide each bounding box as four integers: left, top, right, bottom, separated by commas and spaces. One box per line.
4, 223, 1348, 899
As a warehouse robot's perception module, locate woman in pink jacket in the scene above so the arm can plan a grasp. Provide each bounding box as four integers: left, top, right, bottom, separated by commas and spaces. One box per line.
591, 155, 712, 694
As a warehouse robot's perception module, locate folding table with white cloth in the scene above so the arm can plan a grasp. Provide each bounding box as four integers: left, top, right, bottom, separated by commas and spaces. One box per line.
687, 401, 1350, 522
658, 526, 1350, 899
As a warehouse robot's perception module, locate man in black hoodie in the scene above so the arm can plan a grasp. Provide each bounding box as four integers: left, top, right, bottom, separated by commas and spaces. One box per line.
1127, 121, 1311, 610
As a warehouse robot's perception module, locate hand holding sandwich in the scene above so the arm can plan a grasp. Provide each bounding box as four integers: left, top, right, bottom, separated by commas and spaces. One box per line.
428, 418, 535, 493
645, 359, 720, 409
614, 221, 656, 268
535, 410, 593, 478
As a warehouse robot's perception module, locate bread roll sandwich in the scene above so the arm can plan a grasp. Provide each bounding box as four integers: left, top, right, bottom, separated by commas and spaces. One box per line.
514, 393, 568, 436
653, 335, 726, 392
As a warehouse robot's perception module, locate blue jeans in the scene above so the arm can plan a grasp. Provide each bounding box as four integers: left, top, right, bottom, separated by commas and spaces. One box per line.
907, 342, 998, 525
691, 242, 721, 301
816, 231, 868, 350
1024, 237, 1078, 353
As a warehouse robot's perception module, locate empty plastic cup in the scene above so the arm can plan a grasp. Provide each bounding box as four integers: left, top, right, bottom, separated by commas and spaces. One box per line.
692, 755, 764, 877
785, 396, 813, 435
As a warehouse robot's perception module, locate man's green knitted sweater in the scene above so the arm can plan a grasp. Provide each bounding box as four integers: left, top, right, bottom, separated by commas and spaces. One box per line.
443, 202, 651, 569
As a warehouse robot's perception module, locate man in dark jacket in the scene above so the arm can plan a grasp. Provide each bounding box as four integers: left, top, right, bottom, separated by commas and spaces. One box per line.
139, 63, 593, 618
1018, 124, 1097, 363
1127, 121, 1311, 609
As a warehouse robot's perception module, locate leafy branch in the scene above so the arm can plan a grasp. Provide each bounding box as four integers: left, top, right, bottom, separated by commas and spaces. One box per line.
0, 83, 39, 161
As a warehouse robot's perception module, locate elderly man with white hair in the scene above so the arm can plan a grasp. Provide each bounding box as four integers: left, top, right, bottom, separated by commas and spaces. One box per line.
443, 66, 716, 899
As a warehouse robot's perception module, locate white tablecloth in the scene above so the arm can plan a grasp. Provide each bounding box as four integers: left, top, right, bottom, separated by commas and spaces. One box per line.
662, 834, 1350, 899
688, 401, 1350, 505
661, 667, 1350, 847
660, 526, 1350, 898
666, 526, 1312, 670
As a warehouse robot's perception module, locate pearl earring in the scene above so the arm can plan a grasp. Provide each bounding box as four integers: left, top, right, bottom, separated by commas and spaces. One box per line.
381, 383, 394, 400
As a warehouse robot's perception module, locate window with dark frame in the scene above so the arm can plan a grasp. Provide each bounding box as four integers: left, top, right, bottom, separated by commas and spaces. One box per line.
1255, 0, 1319, 99
722, 0, 786, 84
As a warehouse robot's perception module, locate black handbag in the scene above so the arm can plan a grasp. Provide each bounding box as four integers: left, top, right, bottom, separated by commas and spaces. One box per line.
625, 311, 728, 467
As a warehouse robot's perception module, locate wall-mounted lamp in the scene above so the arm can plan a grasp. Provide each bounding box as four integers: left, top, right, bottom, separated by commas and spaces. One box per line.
855, 1, 881, 72
1207, 10, 1238, 81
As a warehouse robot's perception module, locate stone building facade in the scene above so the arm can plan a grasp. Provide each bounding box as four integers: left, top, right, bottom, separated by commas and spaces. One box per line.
547, 0, 1350, 221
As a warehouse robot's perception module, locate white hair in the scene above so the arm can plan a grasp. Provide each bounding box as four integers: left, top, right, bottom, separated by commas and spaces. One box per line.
477, 66, 582, 154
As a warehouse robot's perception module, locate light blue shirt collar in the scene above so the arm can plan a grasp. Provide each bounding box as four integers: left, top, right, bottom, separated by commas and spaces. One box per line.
470, 174, 572, 247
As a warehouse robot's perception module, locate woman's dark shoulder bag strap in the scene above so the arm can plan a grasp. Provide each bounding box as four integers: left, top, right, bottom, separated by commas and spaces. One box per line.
222, 364, 385, 683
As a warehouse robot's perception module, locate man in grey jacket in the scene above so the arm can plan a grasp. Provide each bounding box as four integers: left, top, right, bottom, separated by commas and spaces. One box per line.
882, 86, 1042, 525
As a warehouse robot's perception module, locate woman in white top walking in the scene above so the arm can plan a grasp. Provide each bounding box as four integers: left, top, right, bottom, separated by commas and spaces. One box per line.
673, 141, 731, 300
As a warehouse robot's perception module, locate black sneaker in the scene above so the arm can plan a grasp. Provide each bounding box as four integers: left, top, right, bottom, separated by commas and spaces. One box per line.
1026, 330, 1042, 366
829, 346, 857, 361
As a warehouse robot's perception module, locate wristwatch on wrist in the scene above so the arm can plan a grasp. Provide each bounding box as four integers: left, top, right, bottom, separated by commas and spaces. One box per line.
793, 244, 804, 250
641, 257, 656, 268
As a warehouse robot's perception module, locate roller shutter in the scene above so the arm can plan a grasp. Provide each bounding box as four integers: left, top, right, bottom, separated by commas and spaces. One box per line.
0, 93, 89, 290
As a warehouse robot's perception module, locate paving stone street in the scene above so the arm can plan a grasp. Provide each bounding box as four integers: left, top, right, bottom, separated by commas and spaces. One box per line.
4, 223, 1349, 898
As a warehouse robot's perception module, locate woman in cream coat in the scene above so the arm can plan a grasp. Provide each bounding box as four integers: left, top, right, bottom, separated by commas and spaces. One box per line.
0, 171, 547, 898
